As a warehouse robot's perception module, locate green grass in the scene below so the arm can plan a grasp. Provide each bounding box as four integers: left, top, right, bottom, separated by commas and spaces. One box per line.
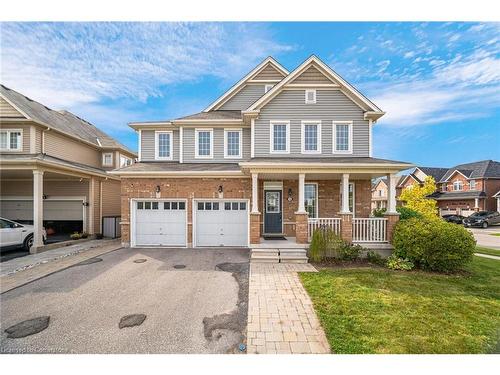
489, 233, 500, 237
475, 246, 500, 257
300, 257, 500, 354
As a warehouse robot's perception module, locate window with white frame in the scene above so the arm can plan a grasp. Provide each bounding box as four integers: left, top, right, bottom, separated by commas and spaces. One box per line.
224, 129, 242, 158
453, 180, 464, 191
0, 129, 22, 151
304, 183, 318, 218
442, 184, 447, 192
333, 122, 353, 153
469, 180, 476, 190
102, 152, 113, 166
155, 131, 172, 160
195, 129, 213, 158
120, 155, 132, 167
301, 121, 321, 153
305, 89, 316, 104
264, 84, 274, 93
270, 122, 289, 153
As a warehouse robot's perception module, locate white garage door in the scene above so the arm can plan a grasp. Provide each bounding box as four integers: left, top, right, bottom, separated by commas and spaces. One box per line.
0, 199, 84, 221
195, 200, 248, 247
134, 200, 186, 247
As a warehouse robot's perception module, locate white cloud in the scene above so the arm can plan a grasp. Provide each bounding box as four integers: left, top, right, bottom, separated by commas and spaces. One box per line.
0, 22, 293, 109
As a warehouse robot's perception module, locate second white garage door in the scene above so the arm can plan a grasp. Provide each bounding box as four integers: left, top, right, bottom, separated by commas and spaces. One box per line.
134, 200, 187, 247
194, 200, 248, 247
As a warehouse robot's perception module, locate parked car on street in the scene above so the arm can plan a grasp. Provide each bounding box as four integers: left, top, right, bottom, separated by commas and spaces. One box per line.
463, 211, 500, 229
442, 214, 465, 224
0, 218, 47, 251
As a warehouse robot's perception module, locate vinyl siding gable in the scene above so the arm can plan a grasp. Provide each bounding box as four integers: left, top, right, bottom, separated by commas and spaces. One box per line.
253, 64, 286, 80
0, 97, 25, 118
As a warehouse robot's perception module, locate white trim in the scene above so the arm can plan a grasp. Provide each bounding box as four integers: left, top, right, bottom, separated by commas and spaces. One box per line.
304, 182, 319, 218
263, 181, 283, 190
339, 180, 356, 216
195, 128, 214, 159
0, 128, 23, 151
453, 180, 464, 191
263, 183, 284, 235
443, 169, 471, 182
305, 89, 317, 104
203, 57, 289, 112
269, 120, 290, 154
264, 84, 274, 93
102, 152, 113, 167
333, 121, 353, 154
250, 118, 255, 158
138, 129, 142, 162
368, 119, 373, 157
179, 127, 183, 163
30, 126, 36, 153
223, 128, 243, 159
154, 130, 173, 161
397, 174, 419, 188
301, 120, 322, 154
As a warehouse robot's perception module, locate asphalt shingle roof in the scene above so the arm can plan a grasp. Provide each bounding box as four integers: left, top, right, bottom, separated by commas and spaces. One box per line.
174, 110, 242, 121
115, 162, 241, 172
440, 160, 500, 181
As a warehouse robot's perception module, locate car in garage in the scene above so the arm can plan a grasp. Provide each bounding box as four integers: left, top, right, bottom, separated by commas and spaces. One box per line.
0, 217, 47, 251
442, 214, 465, 224
463, 211, 500, 228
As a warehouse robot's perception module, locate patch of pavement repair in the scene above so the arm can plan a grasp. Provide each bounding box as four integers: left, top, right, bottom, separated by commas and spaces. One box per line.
72, 257, 103, 266
118, 314, 147, 329
202, 262, 249, 354
173, 264, 186, 269
4, 316, 50, 338
133, 259, 147, 263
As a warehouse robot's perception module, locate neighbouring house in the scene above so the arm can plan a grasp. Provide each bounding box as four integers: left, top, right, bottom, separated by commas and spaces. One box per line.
0, 85, 137, 250
396, 166, 448, 201
371, 177, 388, 211
429, 160, 500, 216
111, 55, 412, 259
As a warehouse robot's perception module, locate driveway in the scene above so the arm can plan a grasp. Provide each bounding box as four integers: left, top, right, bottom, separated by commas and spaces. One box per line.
0, 247, 249, 354
468, 227, 500, 249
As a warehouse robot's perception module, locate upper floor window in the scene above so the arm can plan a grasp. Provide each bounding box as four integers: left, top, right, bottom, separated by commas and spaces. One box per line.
469, 180, 476, 190
120, 155, 132, 167
195, 128, 213, 158
378, 190, 384, 197
0, 129, 22, 151
333, 121, 353, 154
453, 181, 463, 191
441, 184, 447, 192
155, 131, 172, 160
301, 121, 321, 154
102, 152, 113, 166
305, 89, 316, 104
224, 129, 242, 158
304, 183, 318, 218
270, 121, 290, 154
264, 84, 274, 93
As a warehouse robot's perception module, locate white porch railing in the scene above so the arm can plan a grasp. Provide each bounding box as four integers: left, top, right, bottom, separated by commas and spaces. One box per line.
307, 218, 341, 241
352, 218, 388, 243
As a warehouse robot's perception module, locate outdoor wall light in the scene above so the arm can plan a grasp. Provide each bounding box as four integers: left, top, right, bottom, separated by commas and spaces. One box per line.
83, 202, 89, 207
42, 194, 47, 200
218, 185, 223, 194
155, 185, 161, 193
288, 188, 293, 202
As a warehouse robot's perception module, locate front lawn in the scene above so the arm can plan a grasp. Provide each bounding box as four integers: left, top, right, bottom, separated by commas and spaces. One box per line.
475, 246, 500, 257
489, 233, 500, 237
300, 257, 500, 354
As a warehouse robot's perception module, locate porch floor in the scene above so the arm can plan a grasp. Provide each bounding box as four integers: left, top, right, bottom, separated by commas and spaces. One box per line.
252, 237, 308, 249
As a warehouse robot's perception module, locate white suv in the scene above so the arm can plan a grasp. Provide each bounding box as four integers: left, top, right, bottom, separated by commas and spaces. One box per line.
0, 218, 47, 251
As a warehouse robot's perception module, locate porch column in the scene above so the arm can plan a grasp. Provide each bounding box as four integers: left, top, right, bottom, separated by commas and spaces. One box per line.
387, 173, 398, 214
32, 170, 44, 252
251, 173, 259, 213
88, 177, 95, 234
298, 173, 306, 213
474, 198, 479, 211
497, 197, 500, 213
341, 173, 350, 213
250, 173, 261, 244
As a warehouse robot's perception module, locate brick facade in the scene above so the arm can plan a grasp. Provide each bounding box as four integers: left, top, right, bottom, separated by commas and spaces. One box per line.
121, 177, 374, 247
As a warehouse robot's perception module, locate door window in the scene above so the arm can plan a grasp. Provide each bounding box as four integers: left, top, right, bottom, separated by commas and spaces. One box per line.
266, 192, 281, 213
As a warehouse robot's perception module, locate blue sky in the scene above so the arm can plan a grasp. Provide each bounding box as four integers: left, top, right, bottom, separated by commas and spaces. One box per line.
1, 22, 499, 167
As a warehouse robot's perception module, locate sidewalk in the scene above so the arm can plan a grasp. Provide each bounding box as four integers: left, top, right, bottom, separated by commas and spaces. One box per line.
474, 253, 500, 261
0, 239, 122, 294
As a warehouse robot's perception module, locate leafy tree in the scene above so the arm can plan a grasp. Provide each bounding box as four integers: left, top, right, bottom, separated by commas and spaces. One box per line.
399, 176, 438, 219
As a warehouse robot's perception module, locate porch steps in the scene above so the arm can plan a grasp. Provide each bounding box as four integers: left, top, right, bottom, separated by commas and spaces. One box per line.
250, 248, 308, 264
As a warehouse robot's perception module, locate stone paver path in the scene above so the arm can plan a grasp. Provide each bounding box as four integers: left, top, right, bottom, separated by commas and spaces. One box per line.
247, 263, 330, 354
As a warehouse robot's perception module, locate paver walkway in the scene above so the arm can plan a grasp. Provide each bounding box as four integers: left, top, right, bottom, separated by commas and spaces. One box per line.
246, 263, 330, 354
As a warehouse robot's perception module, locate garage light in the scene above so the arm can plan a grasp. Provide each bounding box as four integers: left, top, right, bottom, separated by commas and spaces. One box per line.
218, 185, 223, 194
155, 185, 161, 193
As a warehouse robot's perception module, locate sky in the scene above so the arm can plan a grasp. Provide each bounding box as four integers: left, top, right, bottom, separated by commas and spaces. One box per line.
1, 22, 499, 168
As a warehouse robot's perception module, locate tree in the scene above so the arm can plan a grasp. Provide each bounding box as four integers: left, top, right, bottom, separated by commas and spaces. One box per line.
399, 176, 438, 219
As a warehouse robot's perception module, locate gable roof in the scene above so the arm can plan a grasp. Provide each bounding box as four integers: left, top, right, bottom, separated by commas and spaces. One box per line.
440, 160, 500, 182
0, 85, 135, 155
372, 177, 388, 190
203, 56, 289, 112
244, 55, 385, 120
415, 166, 449, 182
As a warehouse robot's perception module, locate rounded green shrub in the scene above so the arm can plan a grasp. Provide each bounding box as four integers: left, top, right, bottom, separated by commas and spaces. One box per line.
386, 254, 414, 271
393, 217, 475, 272
371, 207, 422, 220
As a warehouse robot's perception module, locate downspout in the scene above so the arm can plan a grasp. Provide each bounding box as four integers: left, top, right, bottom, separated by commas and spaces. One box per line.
41, 127, 50, 154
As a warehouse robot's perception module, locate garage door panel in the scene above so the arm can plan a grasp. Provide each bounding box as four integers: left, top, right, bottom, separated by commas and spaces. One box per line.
0, 199, 83, 221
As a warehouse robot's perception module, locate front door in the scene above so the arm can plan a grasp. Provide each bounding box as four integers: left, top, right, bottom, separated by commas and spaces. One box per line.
264, 190, 282, 234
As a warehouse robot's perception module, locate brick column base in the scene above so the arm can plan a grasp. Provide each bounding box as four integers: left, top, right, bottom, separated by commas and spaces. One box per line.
295, 212, 309, 244
250, 213, 261, 245
384, 213, 400, 243
339, 213, 353, 243
121, 222, 130, 247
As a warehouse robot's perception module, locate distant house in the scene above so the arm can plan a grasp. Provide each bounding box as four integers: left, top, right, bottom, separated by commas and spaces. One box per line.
397, 161, 500, 217
0, 85, 137, 249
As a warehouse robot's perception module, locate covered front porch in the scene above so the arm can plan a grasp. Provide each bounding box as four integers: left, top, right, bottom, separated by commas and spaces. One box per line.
240, 158, 411, 248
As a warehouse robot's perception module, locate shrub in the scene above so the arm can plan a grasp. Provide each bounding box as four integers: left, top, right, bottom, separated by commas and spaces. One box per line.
372, 208, 386, 218
337, 243, 362, 261
70, 232, 81, 240
386, 254, 414, 271
393, 217, 475, 272
309, 229, 327, 262
308, 228, 361, 261
372, 207, 422, 220
366, 250, 385, 266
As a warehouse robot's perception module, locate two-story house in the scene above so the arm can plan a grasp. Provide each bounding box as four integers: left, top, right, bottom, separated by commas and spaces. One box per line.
0, 85, 136, 250
112, 55, 412, 254
371, 177, 389, 211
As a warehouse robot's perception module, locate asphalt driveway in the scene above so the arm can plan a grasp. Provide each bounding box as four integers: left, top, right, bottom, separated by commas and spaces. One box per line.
0, 247, 249, 354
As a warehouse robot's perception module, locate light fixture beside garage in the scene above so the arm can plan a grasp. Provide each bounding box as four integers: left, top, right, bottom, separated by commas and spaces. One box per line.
288, 188, 293, 202
155, 185, 161, 198
218, 185, 223, 198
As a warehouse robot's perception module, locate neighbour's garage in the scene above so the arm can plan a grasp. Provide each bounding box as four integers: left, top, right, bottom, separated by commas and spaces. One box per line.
132, 199, 187, 247
194, 200, 248, 247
